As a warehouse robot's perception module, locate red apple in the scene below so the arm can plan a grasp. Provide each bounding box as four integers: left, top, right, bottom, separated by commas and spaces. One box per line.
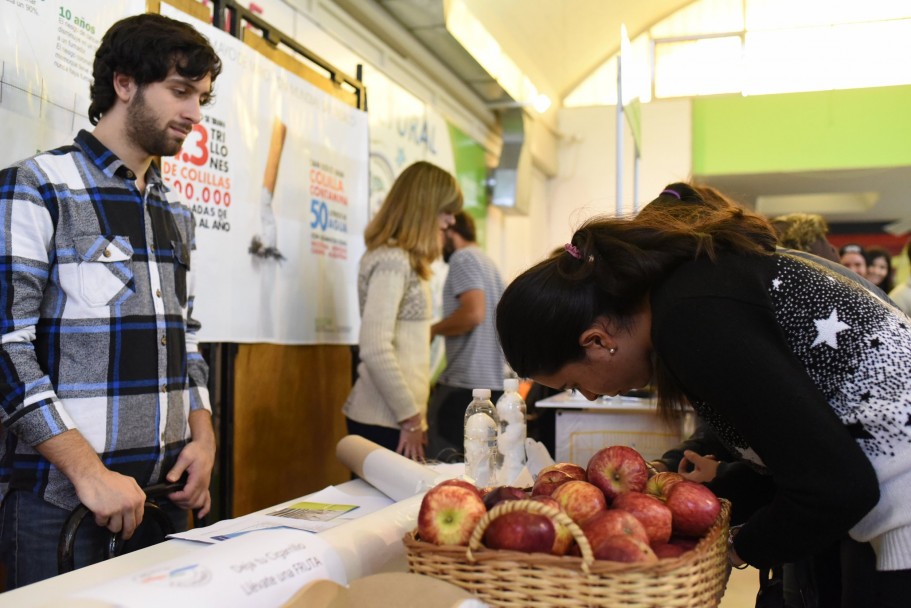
529, 494, 573, 555
439, 478, 483, 500
666, 481, 721, 537
586, 446, 649, 503
531, 468, 573, 496
540, 462, 586, 482
651, 541, 689, 559
589, 534, 658, 563
580, 509, 649, 550
483, 510, 556, 554
483, 486, 528, 510
611, 491, 673, 544
417, 483, 487, 545
669, 535, 700, 551
644, 471, 684, 502
551, 480, 607, 526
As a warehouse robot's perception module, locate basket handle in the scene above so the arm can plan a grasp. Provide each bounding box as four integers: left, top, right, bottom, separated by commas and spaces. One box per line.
467, 498, 595, 573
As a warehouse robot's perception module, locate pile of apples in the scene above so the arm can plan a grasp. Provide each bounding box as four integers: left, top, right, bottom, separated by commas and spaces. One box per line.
416, 445, 721, 563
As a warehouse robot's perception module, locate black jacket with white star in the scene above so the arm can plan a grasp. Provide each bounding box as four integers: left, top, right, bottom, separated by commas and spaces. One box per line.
651, 251, 911, 570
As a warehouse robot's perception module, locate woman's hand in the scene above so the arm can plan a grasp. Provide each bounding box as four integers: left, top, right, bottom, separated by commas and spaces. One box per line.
678, 449, 720, 483
396, 414, 426, 462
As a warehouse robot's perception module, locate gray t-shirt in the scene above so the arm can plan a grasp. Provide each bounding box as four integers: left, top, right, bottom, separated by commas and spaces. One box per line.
438, 245, 506, 389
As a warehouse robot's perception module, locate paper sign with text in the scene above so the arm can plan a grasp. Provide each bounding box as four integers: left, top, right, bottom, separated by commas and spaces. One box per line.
74, 528, 343, 606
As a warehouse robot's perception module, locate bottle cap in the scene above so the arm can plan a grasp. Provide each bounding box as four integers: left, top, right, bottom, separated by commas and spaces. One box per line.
503, 378, 519, 392
472, 388, 491, 399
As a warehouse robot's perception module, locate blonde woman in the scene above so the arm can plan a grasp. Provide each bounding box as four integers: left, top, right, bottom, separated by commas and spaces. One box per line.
343, 161, 462, 461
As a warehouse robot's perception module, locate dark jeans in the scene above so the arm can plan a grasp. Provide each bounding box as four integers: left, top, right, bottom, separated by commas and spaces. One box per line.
345, 417, 401, 453
426, 384, 502, 461
0, 489, 188, 590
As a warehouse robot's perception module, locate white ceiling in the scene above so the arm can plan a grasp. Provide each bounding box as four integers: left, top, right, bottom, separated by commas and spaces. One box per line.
460, 0, 693, 100
359, 0, 910, 234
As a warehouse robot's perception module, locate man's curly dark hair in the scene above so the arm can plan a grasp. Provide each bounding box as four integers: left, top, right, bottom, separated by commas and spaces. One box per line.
89, 13, 222, 125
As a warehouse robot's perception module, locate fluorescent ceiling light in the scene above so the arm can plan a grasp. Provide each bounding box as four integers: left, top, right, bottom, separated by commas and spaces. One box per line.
531, 93, 551, 113
755, 191, 880, 216
445, 0, 550, 113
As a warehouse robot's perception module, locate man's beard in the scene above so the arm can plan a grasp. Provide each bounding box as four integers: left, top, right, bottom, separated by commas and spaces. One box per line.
442, 236, 455, 263
126, 87, 186, 157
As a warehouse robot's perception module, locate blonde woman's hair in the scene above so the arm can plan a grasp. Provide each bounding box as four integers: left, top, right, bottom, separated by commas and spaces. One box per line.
770, 212, 829, 251
365, 161, 463, 279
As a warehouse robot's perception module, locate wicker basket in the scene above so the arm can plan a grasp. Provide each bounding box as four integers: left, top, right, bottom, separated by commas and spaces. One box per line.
404, 497, 731, 608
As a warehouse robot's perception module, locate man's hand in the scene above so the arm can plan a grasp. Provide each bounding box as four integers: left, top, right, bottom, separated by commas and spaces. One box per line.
36, 430, 147, 539
166, 410, 216, 518
74, 469, 147, 538
166, 440, 215, 517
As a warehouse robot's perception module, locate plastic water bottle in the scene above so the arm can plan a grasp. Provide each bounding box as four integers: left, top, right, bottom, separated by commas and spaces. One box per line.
496, 378, 527, 485
463, 388, 499, 487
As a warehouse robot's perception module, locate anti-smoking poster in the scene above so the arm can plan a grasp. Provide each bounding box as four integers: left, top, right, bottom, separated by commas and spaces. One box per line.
0, 0, 369, 344
161, 4, 369, 344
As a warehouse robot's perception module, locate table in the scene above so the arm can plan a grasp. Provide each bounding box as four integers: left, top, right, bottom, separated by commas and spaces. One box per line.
1, 478, 401, 607
536, 390, 694, 465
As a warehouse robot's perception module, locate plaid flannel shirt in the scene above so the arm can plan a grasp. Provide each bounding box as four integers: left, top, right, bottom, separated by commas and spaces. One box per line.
0, 130, 211, 510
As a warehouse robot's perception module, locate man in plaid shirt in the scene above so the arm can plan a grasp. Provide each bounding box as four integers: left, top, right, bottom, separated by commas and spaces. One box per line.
0, 14, 222, 588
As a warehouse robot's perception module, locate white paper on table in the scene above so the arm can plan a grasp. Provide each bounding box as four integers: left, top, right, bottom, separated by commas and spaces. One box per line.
317, 493, 424, 583
73, 528, 344, 607
170, 486, 394, 544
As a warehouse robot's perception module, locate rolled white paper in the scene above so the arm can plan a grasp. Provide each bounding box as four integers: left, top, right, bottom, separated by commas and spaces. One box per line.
336, 435, 440, 501
318, 493, 424, 583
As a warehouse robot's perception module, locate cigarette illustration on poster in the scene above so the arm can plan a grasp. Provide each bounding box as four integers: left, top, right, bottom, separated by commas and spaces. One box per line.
250, 118, 287, 261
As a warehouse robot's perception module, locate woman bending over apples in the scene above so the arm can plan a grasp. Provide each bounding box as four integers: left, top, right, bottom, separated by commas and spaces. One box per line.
496, 183, 911, 607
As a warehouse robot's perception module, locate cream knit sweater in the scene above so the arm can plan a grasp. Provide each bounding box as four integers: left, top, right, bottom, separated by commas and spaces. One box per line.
343, 246, 431, 429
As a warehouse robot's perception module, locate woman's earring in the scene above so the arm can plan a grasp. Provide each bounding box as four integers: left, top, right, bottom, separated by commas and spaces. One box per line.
609, 347, 617, 355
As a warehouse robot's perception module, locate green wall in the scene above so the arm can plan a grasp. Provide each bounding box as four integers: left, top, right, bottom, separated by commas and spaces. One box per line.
448, 122, 490, 244
692, 85, 911, 175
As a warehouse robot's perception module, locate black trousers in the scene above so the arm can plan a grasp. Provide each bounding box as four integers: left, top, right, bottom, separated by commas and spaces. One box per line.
783, 537, 911, 608
345, 418, 401, 453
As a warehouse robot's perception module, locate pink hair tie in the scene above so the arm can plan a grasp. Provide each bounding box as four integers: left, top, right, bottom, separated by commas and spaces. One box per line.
564, 243, 582, 259
661, 189, 681, 200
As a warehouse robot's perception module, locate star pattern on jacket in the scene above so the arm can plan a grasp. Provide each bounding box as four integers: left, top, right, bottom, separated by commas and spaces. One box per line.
811, 309, 851, 349
769, 256, 911, 459
693, 255, 911, 463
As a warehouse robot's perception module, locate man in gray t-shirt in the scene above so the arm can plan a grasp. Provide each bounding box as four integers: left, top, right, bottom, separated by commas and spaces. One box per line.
427, 212, 507, 459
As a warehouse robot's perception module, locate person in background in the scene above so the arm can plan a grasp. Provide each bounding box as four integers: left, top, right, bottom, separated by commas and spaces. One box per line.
426, 211, 506, 460
865, 246, 894, 294
770, 212, 839, 263
342, 162, 462, 462
889, 244, 911, 317
0, 14, 221, 589
840, 243, 868, 276
772, 216, 893, 305
497, 183, 911, 607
